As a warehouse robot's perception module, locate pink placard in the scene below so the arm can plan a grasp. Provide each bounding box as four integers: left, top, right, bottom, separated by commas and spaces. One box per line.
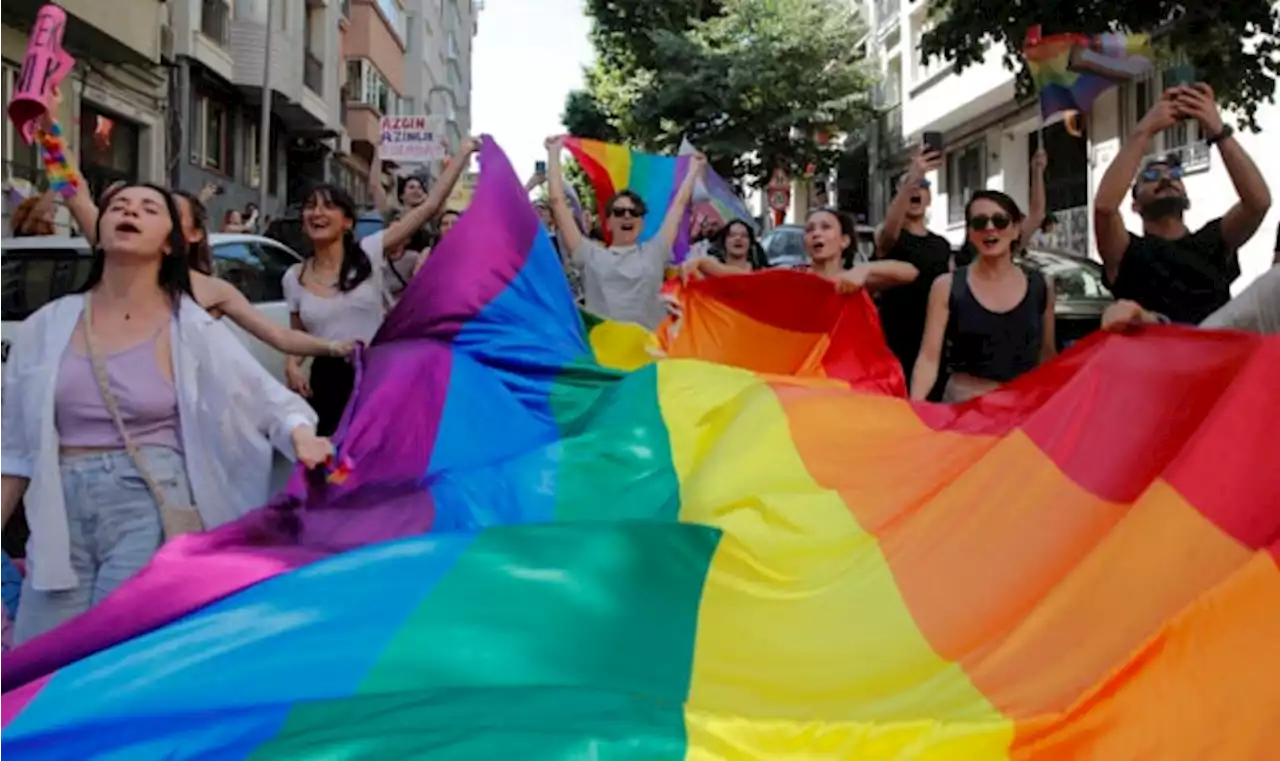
7, 5, 76, 144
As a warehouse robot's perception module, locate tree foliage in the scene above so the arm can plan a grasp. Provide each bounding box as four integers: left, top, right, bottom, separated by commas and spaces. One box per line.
562, 0, 875, 188
920, 1, 1280, 131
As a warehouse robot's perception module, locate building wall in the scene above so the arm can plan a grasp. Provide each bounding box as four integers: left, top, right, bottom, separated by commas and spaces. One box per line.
348, 0, 408, 94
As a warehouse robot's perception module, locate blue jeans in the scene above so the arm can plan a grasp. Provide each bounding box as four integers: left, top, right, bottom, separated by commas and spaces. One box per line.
14, 447, 191, 645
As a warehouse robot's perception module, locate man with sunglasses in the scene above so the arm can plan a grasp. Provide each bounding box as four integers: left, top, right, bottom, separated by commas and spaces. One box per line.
1094, 83, 1271, 325
874, 147, 950, 383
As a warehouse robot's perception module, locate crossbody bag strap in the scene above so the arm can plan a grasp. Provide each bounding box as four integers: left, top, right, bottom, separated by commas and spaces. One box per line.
81, 294, 174, 513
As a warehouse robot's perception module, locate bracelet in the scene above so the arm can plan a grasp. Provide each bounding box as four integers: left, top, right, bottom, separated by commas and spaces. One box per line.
36, 122, 83, 199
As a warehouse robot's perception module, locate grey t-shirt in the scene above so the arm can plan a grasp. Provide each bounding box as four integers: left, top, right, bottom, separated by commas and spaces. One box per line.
572, 236, 670, 329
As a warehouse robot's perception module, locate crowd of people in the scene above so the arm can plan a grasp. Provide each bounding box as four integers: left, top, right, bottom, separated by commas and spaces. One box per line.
1, 81, 1277, 652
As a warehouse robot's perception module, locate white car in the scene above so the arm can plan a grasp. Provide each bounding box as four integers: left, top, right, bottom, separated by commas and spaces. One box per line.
1, 233, 303, 380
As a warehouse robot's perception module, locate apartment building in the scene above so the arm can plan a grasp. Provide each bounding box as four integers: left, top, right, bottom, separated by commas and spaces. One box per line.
166, 0, 345, 225
2, 0, 168, 234
867, 0, 1279, 289
331, 0, 478, 206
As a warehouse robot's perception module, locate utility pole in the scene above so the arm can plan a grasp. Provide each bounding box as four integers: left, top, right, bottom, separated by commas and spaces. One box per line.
258, 0, 275, 214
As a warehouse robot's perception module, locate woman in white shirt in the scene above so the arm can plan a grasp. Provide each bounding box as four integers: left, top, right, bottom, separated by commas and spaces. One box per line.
283, 139, 478, 434
0, 184, 332, 644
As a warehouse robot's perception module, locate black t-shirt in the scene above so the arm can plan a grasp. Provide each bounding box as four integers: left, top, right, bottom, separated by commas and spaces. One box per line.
877, 229, 954, 373
1107, 219, 1238, 325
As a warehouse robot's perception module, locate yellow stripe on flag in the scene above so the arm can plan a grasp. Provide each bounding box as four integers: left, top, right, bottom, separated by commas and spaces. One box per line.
656, 361, 1012, 759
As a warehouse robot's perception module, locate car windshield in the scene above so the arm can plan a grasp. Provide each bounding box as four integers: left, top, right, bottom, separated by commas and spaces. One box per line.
2, 245, 92, 322
1027, 253, 1112, 300
762, 228, 805, 266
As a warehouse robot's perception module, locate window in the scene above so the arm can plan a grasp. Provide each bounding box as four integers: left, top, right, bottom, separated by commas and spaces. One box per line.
192, 94, 232, 174
1123, 65, 1210, 171
346, 58, 395, 115
2, 62, 43, 192
1, 243, 93, 322
911, 12, 948, 87
79, 102, 140, 199
946, 140, 985, 225
246, 121, 261, 188
212, 241, 297, 303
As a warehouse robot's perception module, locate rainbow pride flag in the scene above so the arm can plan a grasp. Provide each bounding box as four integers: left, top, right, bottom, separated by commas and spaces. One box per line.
3, 137, 1278, 760
1023, 25, 1153, 121
563, 136, 692, 259
680, 137, 754, 229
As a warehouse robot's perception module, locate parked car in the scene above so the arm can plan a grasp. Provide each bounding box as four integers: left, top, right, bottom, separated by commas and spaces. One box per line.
760, 222, 876, 269
1020, 248, 1114, 351
264, 209, 385, 257
1, 233, 308, 552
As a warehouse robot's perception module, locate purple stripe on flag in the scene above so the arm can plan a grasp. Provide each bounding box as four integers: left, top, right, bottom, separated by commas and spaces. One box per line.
378, 136, 539, 344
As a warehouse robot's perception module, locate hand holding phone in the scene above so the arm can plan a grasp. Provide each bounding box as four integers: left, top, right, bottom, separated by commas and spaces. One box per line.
535, 159, 547, 176
922, 131, 944, 156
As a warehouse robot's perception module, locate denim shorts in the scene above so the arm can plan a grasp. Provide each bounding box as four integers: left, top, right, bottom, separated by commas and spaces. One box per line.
14, 446, 191, 645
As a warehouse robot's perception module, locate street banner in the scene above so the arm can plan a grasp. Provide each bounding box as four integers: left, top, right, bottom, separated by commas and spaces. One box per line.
377, 115, 448, 163
8, 5, 76, 143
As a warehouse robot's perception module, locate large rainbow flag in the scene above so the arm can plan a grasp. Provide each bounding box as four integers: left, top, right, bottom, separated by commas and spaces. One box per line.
1023, 24, 1153, 122
3, 137, 1278, 760
563, 136, 692, 259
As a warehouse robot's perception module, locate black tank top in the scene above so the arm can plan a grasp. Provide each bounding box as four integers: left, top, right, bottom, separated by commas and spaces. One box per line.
947, 265, 1047, 383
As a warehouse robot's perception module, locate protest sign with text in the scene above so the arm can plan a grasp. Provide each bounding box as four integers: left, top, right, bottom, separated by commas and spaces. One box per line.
378, 115, 448, 163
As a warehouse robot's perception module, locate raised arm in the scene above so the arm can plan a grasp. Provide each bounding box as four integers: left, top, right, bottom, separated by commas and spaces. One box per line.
910, 275, 952, 400
1178, 84, 1271, 251
1020, 148, 1047, 247
35, 86, 99, 242
1094, 91, 1181, 282
545, 136, 585, 256
876, 148, 940, 257
196, 274, 352, 358
380, 138, 479, 252
368, 151, 392, 213
656, 154, 705, 249
838, 260, 920, 294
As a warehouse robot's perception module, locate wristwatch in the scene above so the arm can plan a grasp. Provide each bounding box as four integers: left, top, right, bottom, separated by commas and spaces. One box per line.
1205, 124, 1234, 146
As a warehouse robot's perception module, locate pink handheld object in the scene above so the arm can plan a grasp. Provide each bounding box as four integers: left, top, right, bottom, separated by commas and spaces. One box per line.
8, 5, 76, 144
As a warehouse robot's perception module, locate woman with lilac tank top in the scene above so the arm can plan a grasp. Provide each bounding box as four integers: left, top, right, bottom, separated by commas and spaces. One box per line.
1, 184, 334, 645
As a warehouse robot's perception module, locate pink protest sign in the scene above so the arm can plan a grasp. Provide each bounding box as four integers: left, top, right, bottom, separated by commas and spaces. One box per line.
7, 5, 76, 144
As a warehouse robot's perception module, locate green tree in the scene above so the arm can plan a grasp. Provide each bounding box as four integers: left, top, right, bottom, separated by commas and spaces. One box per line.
563, 0, 875, 188
919, 2, 1280, 131
561, 89, 621, 143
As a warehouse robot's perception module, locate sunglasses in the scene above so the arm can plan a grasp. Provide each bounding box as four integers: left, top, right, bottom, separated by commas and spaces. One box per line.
1140, 165, 1183, 183
610, 207, 642, 219
917, 179, 931, 189
968, 213, 1013, 232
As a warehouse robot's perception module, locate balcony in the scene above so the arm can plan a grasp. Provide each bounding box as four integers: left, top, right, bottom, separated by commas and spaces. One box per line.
201, 0, 230, 46
2, 0, 165, 65
304, 51, 324, 93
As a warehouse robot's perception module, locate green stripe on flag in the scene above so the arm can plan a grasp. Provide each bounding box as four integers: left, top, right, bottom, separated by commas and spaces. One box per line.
250, 523, 719, 760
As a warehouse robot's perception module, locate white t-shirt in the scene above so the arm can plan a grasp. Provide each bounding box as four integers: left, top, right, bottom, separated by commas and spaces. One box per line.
282, 235, 387, 344
572, 236, 671, 330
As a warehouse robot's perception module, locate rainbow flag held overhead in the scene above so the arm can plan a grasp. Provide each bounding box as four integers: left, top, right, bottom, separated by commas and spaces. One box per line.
679, 137, 755, 230
1023, 24, 1153, 122
3, 137, 1279, 760
563, 136, 692, 260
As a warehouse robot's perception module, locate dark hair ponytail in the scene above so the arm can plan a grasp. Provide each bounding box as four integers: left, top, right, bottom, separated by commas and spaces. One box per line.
81, 183, 193, 310
172, 189, 214, 275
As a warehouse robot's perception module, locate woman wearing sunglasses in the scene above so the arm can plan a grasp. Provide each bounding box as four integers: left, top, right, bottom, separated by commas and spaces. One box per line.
911, 190, 1056, 402
544, 135, 704, 329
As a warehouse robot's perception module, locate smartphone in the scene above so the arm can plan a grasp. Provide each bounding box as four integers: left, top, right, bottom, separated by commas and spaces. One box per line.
922, 131, 944, 155
1165, 64, 1197, 87
535, 159, 547, 175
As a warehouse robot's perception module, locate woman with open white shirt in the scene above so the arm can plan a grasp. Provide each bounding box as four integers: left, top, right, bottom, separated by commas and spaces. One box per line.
0, 184, 333, 644
282, 139, 478, 435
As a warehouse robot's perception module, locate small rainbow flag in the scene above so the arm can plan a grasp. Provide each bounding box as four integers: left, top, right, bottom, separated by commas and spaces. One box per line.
563, 136, 692, 260
1023, 25, 1153, 122
3, 137, 1278, 760
680, 137, 754, 229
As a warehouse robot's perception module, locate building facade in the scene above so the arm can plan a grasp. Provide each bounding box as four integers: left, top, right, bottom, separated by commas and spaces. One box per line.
2, 0, 168, 234
166, 0, 345, 227
866, 0, 1279, 291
